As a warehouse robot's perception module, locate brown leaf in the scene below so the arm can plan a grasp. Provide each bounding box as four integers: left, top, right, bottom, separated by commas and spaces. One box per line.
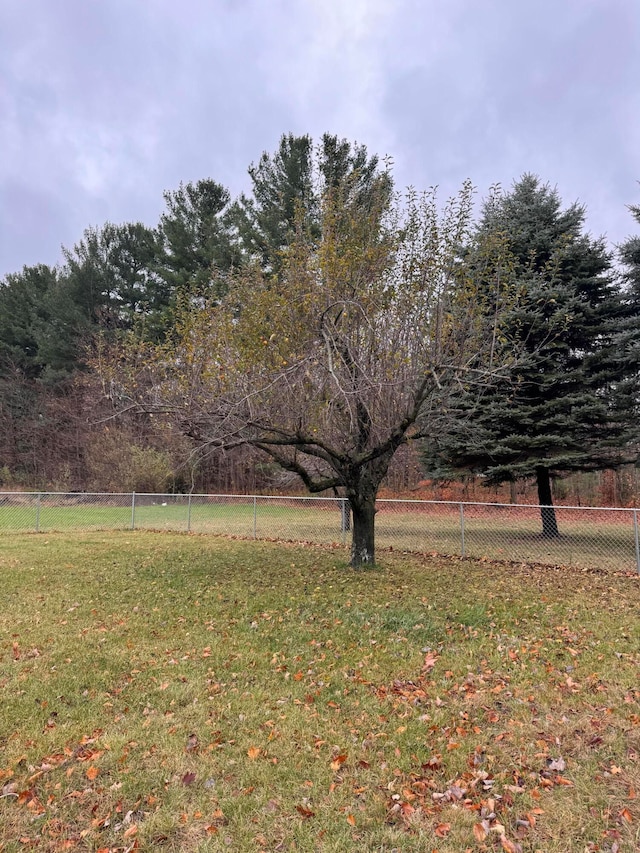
330, 753, 348, 772
500, 837, 522, 853
619, 807, 633, 823
473, 822, 487, 842
181, 771, 196, 786
85, 766, 99, 781
247, 746, 261, 760
422, 651, 439, 671
435, 822, 451, 837
296, 805, 315, 818
186, 733, 199, 753
346, 813, 356, 826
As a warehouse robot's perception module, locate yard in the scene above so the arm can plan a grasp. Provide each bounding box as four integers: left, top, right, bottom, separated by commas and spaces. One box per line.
0, 532, 639, 851
0, 495, 638, 572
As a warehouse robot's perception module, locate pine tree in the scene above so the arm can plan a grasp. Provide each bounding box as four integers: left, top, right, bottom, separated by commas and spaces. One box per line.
228, 133, 391, 273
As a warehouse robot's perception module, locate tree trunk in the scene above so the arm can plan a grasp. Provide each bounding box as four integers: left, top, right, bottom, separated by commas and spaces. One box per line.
536, 466, 559, 538
349, 495, 376, 567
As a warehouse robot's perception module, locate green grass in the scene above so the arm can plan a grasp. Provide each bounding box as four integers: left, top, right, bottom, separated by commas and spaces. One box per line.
1, 497, 637, 572
1, 532, 639, 851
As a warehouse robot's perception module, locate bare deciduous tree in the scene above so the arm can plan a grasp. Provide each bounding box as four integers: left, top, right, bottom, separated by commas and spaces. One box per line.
108, 175, 516, 566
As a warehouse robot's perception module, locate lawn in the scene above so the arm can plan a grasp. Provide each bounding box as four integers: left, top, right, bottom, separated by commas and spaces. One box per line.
1, 495, 638, 572
0, 532, 639, 851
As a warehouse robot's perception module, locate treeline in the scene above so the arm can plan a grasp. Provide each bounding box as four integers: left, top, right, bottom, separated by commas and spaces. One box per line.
1, 133, 639, 505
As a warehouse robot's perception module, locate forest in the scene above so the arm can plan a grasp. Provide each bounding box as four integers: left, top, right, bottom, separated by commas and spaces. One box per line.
1, 133, 639, 521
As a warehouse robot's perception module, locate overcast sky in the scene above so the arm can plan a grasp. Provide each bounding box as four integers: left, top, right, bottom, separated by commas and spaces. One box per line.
1, 0, 639, 278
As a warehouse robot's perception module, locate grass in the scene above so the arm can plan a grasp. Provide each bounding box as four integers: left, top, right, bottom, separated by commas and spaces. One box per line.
0, 532, 639, 851
0, 497, 638, 572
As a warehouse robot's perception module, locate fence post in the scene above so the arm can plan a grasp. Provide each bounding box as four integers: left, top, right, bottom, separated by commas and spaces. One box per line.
253, 496, 257, 539
634, 509, 640, 574
131, 492, 136, 530
341, 499, 348, 546
187, 493, 192, 533
35, 492, 41, 533
459, 503, 465, 557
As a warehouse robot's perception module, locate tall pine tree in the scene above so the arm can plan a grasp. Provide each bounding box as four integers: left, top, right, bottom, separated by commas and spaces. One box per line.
228, 133, 391, 274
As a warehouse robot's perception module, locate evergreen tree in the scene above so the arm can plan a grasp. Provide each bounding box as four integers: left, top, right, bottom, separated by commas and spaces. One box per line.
63, 222, 171, 339
620, 199, 640, 296
157, 178, 237, 299
229, 133, 391, 273
0, 264, 82, 381
424, 175, 633, 535
614, 197, 640, 448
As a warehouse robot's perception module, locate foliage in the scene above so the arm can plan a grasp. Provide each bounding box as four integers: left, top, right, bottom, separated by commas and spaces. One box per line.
228, 133, 390, 274
112, 172, 519, 566
423, 175, 638, 536
157, 178, 239, 303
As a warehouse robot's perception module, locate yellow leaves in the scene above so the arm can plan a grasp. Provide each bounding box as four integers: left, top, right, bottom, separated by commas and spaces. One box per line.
247, 746, 261, 760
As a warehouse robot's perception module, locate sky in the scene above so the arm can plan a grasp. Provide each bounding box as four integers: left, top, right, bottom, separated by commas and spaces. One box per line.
1, 0, 639, 278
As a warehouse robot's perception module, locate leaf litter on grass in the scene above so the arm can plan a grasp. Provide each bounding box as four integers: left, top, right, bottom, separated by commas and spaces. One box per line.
0, 531, 638, 851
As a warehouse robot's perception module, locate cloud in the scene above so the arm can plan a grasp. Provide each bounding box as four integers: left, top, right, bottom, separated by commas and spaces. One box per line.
0, 0, 638, 276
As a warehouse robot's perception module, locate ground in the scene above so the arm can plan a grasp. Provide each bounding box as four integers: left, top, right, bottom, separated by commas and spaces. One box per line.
0, 532, 639, 851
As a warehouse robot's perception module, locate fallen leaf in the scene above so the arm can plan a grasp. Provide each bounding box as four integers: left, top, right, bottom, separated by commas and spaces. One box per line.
330, 753, 348, 772
423, 651, 439, 670
346, 813, 356, 826
86, 766, 99, 781
247, 746, 261, 760
473, 822, 487, 842
435, 822, 451, 837
181, 772, 196, 786
296, 805, 315, 818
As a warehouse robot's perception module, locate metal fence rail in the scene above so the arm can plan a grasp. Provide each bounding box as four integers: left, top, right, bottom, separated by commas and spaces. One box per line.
0, 491, 638, 573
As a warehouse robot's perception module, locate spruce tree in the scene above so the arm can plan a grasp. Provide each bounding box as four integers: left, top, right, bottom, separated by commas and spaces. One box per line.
424, 175, 633, 535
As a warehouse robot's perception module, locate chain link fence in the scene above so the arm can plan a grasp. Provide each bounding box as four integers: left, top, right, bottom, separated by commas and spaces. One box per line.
1, 491, 639, 573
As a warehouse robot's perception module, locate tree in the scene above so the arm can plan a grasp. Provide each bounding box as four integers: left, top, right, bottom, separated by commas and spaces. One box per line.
423, 175, 633, 535
107, 171, 517, 566
157, 178, 237, 299
615, 196, 640, 450
619, 198, 640, 295
229, 133, 391, 273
